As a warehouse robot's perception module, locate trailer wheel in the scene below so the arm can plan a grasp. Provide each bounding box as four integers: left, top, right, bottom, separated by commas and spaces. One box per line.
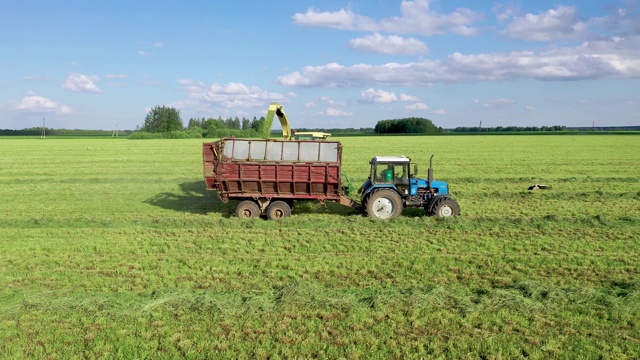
432, 199, 460, 218
266, 201, 291, 220
236, 200, 261, 219
366, 189, 403, 220
284, 199, 294, 211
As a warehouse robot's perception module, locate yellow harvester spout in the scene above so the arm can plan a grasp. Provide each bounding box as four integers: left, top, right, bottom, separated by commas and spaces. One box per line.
265, 102, 292, 140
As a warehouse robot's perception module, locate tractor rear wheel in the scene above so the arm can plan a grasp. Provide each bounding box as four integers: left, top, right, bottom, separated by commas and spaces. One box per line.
236, 200, 261, 219
366, 189, 403, 220
432, 199, 460, 218
267, 201, 292, 220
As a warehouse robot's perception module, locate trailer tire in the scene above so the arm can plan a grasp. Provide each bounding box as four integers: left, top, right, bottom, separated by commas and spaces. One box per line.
432, 199, 460, 218
236, 200, 261, 219
366, 189, 403, 220
267, 201, 291, 220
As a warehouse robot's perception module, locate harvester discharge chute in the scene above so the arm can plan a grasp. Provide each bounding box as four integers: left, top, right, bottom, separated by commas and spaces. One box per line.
263, 102, 292, 140
263, 102, 331, 140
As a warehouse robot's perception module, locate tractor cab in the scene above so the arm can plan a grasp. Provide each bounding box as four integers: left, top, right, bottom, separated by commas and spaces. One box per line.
359, 156, 416, 202
370, 156, 412, 187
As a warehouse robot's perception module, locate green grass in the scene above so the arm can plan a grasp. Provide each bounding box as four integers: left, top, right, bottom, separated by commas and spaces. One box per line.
0, 135, 639, 359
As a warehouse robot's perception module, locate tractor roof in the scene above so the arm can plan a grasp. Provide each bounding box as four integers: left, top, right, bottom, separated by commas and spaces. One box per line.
371, 155, 411, 164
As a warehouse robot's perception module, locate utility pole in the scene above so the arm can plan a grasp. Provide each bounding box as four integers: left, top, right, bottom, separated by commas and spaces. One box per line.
478, 120, 482, 135
41, 118, 46, 139
112, 123, 119, 137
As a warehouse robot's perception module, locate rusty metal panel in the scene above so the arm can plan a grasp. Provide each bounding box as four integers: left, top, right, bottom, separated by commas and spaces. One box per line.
203, 138, 343, 201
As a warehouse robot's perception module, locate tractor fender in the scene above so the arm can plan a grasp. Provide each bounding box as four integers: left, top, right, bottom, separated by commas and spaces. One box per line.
358, 179, 372, 200
424, 195, 451, 213
361, 185, 404, 210
362, 184, 403, 199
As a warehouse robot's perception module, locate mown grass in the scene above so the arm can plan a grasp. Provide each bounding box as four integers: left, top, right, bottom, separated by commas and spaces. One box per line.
0, 135, 638, 359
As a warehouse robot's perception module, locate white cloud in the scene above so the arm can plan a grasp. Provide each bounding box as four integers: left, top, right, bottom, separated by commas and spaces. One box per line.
137, 50, 150, 56
278, 35, 640, 87
433, 108, 447, 115
293, 0, 482, 36
349, 33, 429, 55
304, 101, 316, 108
400, 93, 420, 102
178, 79, 286, 109
137, 40, 165, 48
484, 98, 515, 107
105, 74, 129, 87
588, 6, 640, 38
178, 79, 205, 93
278, 61, 447, 87
360, 88, 397, 103
292, 8, 377, 31
320, 96, 346, 106
447, 38, 640, 80
380, 0, 482, 36
62, 74, 101, 93
502, 5, 587, 41
525, 106, 536, 111
322, 107, 353, 116
405, 102, 429, 110
494, 3, 520, 23
15, 93, 73, 114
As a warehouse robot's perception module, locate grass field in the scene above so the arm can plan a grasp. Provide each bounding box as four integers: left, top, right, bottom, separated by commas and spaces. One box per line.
0, 135, 638, 359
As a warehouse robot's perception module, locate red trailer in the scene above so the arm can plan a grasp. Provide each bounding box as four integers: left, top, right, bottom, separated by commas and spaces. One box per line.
203, 138, 356, 219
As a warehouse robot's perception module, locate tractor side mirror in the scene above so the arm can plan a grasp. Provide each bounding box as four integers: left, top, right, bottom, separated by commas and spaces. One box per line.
413, 165, 418, 176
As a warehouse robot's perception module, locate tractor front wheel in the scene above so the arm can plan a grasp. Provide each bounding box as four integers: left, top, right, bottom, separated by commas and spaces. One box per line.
266, 201, 292, 220
236, 200, 261, 219
432, 199, 460, 218
366, 189, 403, 220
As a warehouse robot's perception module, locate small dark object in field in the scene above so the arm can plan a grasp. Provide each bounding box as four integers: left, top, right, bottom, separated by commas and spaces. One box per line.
528, 184, 551, 190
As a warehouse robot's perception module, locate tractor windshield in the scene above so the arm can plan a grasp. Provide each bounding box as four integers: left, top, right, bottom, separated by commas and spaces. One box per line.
372, 162, 410, 185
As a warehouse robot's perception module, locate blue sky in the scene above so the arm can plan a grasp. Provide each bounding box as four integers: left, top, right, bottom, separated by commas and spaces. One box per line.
2, 0, 639, 130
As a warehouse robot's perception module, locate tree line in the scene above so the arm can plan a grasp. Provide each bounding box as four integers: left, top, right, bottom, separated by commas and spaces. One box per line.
6, 105, 635, 139
0, 128, 132, 136
294, 127, 375, 134
136, 106, 380, 139
132, 106, 266, 139
186, 116, 265, 137
374, 118, 443, 134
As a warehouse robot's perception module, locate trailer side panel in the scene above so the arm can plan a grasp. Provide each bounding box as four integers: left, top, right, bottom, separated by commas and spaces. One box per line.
203, 138, 343, 202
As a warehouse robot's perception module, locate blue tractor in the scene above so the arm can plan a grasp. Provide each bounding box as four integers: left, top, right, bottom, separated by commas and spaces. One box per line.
358, 155, 460, 220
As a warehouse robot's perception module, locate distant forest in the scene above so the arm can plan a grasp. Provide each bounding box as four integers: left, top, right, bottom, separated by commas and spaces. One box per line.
1, 120, 638, 137
0, 127, 133, 136
375, 118, 442, 134
451, 125, 640, 132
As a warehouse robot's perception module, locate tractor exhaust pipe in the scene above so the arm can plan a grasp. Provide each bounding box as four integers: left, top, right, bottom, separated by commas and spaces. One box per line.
428, 155, 434, 186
